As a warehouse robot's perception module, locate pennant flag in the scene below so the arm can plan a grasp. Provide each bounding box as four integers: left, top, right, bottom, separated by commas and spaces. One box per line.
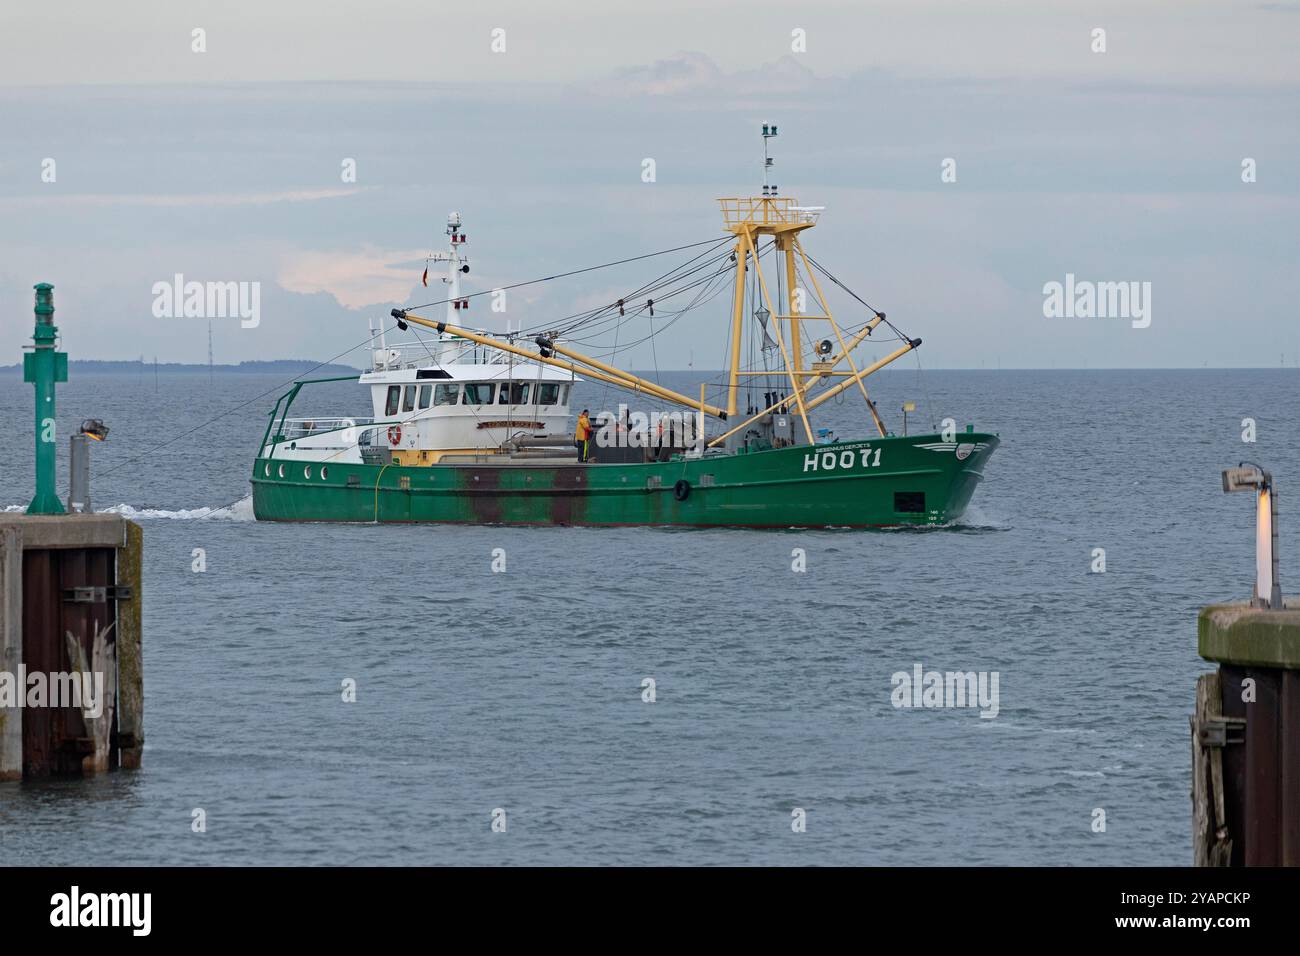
421, 266, 428, 287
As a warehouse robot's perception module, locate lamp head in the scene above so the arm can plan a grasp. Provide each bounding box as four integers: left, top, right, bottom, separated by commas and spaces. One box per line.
79, 419, 110, 441
1222, 464, 1269, 493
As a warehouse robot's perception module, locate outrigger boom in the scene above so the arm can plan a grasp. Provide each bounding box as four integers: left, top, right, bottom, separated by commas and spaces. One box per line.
391, 308, 730, 420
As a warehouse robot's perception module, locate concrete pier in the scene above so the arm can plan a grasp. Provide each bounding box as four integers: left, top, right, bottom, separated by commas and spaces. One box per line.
1193, 600, 1300, 865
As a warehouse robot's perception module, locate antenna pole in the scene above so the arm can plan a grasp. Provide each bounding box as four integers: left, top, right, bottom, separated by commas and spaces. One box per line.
760, 123, 778, 196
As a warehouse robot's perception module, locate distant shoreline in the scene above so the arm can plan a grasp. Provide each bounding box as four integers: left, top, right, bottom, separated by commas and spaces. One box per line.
0, 359, 363, 375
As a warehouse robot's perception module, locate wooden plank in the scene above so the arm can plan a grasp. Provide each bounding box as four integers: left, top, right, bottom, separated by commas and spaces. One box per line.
1219, 665, 1248, 866
58, 547, 91, 768
20, 549, 57, 776
1282, 670, 1300, 867
1192, 672, 1214, 865
1244, 668, 1281, 865
116, 520, 143, 768
0, 526, 21, 782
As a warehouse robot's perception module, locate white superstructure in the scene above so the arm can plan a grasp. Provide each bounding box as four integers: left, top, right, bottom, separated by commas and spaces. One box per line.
265, 212, 581, 467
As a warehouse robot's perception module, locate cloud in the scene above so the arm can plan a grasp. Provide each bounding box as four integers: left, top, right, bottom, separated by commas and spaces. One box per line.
0, 187, 372, 208
594, 51, 821, 98
277, 245, 429, 309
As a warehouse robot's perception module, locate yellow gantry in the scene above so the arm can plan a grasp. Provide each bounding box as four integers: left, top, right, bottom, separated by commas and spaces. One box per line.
392, 191, 916, 447
716, 195, 908, 443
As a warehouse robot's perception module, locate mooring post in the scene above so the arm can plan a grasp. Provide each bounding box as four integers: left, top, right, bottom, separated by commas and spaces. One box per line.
24, 283, 68, 515
68, 433, 91, 513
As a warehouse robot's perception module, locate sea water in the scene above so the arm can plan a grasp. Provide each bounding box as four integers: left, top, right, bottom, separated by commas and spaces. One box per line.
0, 368, 1294, 865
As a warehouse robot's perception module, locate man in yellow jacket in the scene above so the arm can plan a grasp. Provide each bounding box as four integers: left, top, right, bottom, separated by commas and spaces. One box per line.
574, 409, 592, 462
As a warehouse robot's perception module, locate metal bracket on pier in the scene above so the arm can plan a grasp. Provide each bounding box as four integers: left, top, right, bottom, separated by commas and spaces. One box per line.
61, 584, 134, 603
1194, 715, 1246, 748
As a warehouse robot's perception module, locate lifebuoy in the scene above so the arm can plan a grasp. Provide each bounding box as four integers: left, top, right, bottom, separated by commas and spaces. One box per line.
387, 425, 402, 445
673, 479, 691, 501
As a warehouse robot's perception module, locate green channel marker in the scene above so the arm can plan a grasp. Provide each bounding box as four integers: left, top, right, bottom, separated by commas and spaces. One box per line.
24, 282, 67, 514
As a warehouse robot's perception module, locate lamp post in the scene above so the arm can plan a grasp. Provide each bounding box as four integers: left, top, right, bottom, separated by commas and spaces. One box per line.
23, 283, 68, 514
1222, 463, 1282, 609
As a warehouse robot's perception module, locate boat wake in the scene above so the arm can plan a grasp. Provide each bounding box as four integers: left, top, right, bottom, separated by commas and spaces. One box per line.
102, 498, 256, 521
949, 504, 1011, 532
4, 498, 255, 521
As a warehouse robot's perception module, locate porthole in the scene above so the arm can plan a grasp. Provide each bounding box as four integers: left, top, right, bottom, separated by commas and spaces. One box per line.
320, 466, 329, 480
263, 463, 270, 477
278, 464, 286, 478
304, 465, 313, 480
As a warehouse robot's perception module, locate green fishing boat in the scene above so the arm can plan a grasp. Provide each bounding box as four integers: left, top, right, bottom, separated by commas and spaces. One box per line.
250, 131, 998, 527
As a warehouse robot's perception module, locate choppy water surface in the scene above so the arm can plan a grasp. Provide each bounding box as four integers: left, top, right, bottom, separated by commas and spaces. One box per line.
1, 368, 1295, 865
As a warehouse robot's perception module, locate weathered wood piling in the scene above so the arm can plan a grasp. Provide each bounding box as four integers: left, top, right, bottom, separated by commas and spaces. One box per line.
1193, 600, 1300, 865
0, 513, 144, 779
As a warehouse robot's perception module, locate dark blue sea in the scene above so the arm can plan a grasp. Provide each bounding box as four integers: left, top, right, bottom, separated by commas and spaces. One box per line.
2, 367, 1296, 865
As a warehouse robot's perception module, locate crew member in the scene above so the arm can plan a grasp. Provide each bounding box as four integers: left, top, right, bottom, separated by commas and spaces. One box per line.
575, 408, 592, 462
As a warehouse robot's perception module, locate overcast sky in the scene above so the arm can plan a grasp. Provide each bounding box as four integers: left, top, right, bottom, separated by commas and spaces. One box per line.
1, 0, 1297, 369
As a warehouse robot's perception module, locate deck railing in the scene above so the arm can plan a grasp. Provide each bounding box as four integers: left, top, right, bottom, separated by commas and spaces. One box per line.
718, 197, 822, 229
372, 336, 518, 371
279, 417, 373, 440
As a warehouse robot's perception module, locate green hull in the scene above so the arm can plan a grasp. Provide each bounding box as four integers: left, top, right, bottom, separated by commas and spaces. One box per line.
250, 433, 998, 528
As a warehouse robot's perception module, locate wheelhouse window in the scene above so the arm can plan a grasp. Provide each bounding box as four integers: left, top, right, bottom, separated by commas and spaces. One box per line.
560, 384, 571, 405
402, 385, 416, 412
418, 384, 432, 409
385, 385, 400, 416
535, 382, 560, 405
462, 382, 496, 405
498, 382, 529, 405
433, 384, 460, 406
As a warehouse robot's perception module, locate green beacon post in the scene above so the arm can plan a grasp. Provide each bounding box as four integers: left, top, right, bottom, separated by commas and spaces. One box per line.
24, 282, 68, 514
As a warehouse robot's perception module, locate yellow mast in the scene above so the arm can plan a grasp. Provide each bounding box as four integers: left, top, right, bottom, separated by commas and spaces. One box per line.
782, 235, 802, 375
712, 123, 919, 446
741, 227, 815, 443
726, 235, 747, 416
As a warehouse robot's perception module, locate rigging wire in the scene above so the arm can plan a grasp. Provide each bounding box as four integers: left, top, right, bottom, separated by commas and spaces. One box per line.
554, 241, 738, 343
404, 236, 730, 314
92, 236, 735, 481
804, 253, 912, 344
